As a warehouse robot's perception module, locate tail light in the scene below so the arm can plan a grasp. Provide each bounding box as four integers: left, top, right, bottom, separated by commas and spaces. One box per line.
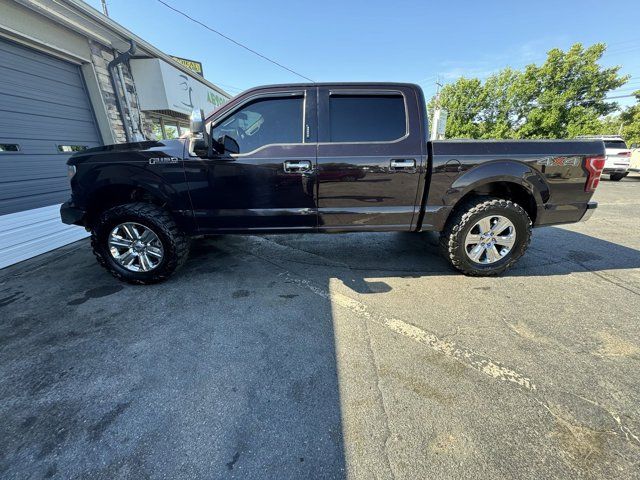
618, 151, 631, 157
584, 156, 605, 192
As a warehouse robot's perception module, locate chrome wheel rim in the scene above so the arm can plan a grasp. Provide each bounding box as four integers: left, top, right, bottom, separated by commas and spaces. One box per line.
108, 222, 164, 272
464, 215, 516, 264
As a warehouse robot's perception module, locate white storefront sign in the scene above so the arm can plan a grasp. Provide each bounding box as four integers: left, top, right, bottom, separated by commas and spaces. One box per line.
130, 58, 230, 115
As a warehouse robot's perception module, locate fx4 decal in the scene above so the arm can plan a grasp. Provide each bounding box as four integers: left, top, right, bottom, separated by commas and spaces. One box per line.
537, 156, 581, 167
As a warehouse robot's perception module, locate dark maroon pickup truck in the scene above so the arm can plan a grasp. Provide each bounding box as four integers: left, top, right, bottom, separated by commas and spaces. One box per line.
61, 82, 604, 284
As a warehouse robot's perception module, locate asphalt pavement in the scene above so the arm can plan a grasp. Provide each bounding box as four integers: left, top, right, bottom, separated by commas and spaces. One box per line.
1, 176, 639, 479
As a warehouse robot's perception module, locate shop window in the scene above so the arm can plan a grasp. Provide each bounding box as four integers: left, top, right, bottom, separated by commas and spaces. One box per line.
177, 124, 190, 137
58, 145, 88, 153
164, 123, 179, 139
150, 119, 163, 140
148, 117, 191, 140
0, 144, 20, 152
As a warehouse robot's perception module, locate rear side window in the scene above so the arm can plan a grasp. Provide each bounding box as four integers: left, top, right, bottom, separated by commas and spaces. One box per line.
604, 140, 627, 149
329, 94, 406, 143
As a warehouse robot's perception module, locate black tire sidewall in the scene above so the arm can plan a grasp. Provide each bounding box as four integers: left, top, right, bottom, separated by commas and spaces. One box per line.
451, 202, 530, 275
93, 207, 178, 283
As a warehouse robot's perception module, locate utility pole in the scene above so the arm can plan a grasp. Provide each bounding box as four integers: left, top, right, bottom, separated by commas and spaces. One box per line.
431, 77, 447, 140
434, 77, 443, 110
101, 0, 109, 16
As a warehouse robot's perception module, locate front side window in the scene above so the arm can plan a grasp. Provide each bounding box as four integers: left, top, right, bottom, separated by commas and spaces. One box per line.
212, 96, 303, 154
329, 94, 406, 143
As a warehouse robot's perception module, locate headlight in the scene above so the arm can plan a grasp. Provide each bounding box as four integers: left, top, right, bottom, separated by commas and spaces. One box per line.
67, 165, 76, 181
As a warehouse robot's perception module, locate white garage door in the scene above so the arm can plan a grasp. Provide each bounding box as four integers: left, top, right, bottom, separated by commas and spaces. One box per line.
0, 38, 102, 269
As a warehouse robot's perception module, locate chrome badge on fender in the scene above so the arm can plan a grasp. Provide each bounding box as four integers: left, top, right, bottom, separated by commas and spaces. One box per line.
537, 156, 580, 167
149, 157, 179, 165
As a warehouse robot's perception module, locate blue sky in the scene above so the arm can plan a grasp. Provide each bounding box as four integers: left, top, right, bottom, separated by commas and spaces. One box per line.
87, 0, 640, 106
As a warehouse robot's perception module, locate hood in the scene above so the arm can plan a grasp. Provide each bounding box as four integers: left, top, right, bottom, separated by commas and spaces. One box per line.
67, 139, 187, 165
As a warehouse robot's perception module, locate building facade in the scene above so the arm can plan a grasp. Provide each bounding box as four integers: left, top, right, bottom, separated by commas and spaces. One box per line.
0, 0, 231, 268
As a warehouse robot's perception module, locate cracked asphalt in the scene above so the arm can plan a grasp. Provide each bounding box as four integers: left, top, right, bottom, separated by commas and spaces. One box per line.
1, 176, 640, 479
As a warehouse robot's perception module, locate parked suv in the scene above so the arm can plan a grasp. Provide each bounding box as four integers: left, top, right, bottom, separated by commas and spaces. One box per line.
578, 135, 631, 181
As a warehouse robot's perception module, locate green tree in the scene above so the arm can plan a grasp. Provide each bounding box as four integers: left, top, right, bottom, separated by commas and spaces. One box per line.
429, 43, 629, 140
479, 68, 523, 138
517, 43, 628, 138
427, 78, 487, 138
618, 91, 640, 146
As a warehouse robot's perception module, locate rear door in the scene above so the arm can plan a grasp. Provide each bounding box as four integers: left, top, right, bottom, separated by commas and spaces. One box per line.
185, 87, 318, 231
316, 85, 424, 230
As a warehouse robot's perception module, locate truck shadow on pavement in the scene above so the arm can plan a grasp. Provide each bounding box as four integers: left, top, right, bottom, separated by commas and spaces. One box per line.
238, 226, 640, 292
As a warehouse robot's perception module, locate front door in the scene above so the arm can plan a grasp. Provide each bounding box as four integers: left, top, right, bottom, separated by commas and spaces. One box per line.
316, 86, 424, 230
185, 88, 317, 232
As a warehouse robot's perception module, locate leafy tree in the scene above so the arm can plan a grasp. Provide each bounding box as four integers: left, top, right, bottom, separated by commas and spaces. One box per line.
593, 92, 640, 146
427, 78, 487, 138
479, 68, 523, 138
618, 91, 640, 146
429, 43, 630, 140
517, 43, 627, 138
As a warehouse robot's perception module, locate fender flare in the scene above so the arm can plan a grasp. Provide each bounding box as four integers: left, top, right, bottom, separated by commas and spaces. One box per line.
445, 160, 549, 208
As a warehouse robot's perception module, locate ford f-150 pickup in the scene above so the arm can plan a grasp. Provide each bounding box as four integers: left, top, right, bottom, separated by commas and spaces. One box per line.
60, 83, 604, 284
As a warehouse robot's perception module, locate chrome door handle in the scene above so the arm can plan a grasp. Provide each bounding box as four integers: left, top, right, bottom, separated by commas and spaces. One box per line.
390, 159, 416, 171
283, 160, 312, 173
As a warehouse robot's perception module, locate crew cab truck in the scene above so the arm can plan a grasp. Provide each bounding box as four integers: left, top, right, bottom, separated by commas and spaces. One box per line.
61, 83, 604, 284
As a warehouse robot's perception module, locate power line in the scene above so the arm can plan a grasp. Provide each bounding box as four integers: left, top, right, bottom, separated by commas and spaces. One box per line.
434, 94, 638, 117
155, 0, 314, 83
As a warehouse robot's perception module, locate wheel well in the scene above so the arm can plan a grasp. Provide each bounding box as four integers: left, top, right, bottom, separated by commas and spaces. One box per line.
85, 185, 166, 225
456, 182, 538, 222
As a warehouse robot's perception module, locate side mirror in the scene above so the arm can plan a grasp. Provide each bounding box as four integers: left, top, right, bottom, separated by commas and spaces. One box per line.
221, 135, 240, 154
189, 108, 205, 136
212, 135, 240, 155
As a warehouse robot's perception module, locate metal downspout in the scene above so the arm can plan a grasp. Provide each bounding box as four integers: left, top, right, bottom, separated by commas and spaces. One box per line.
108, 40, 144, 142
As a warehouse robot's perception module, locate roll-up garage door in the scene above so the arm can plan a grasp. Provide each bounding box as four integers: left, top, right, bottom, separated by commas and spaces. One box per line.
0, 38, 102, 269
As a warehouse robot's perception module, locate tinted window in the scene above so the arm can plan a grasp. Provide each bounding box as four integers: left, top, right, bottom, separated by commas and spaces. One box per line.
604, 140, 627, 149
57, 145, 87, 153
212, 96, 303, 153
0, 144, 20, 152
329, 94, 406, 142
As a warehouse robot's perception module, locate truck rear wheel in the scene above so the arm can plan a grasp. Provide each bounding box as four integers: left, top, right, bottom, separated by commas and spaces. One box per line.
440, 197, 532, 276
609, 173, 627, 181
91, 202, 190, 284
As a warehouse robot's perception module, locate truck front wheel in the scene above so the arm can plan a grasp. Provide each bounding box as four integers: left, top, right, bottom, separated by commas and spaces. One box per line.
91, 202, 190, 284
440, 197, 532, 276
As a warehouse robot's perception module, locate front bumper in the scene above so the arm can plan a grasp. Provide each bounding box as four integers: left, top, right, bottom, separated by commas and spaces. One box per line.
60, 200, 86, 226
579, 201, 597, 222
